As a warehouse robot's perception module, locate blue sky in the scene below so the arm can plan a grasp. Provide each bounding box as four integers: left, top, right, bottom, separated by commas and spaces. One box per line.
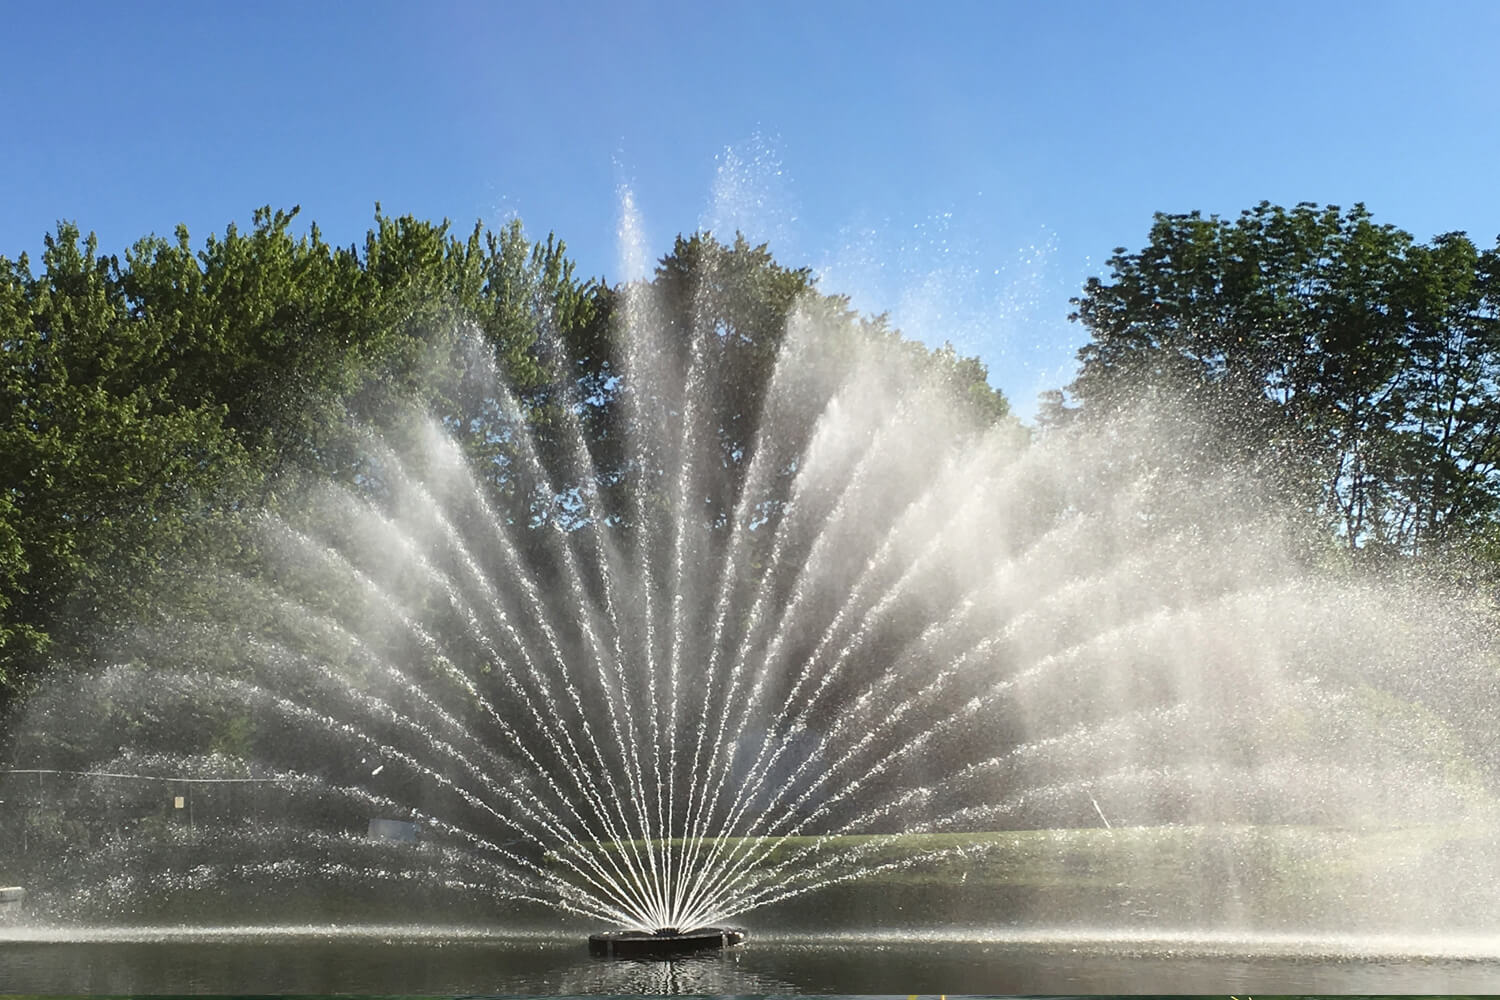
6, 1, 1498, 418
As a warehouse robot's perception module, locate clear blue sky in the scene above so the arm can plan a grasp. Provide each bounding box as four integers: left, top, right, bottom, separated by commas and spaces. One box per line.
5, 1, 1498, 418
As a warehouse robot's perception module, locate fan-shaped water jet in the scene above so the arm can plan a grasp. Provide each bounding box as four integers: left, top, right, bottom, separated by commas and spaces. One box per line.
2, 215, 1497, 959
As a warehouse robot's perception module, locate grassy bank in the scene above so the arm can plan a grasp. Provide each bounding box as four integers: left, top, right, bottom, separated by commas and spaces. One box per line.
587, 822, 1500, 931
591, 821, 1495, 882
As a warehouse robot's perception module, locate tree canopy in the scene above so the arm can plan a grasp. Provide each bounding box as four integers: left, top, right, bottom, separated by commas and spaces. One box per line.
1051, 201, 1500, 560
0, 209, 1011, 716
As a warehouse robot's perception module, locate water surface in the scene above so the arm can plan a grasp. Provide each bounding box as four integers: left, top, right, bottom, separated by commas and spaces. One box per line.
2, 925, 1497, 994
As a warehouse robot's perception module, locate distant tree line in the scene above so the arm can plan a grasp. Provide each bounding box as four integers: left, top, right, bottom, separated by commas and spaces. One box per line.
0, 207, 1011, 717
5, 198, 1500, 861
1047, 201, 1500, 565
7, 196, 1497, 726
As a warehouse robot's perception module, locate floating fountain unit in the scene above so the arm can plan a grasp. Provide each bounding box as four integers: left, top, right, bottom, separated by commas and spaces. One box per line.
588, 926, 746, 958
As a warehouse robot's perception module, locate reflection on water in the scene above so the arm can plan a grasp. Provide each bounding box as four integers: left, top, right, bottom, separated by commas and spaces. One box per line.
0, 929, 797, 996
560, 952, 798, 995
0, 926, 1498, 994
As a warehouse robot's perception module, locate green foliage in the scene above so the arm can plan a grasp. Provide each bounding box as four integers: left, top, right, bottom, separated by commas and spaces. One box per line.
0, 212, 1008, 718
1056, 201, 1500, 559
631, 232, 1012, 515
0, 207, 589, 714
0, 228, 252, 702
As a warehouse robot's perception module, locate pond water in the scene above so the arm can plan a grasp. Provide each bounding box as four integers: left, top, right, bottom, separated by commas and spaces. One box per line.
1, 925, 1497, 994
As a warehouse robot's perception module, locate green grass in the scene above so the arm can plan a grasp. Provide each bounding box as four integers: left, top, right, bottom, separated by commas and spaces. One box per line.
611, 822, 1495, 929
580, 820, 1500, 899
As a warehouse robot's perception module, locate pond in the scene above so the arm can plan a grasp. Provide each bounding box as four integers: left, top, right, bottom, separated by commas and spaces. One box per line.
2, 925, 1497, 994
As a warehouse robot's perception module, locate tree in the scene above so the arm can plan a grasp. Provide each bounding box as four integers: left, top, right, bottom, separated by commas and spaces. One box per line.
1054, 201, 1500, 558
0, 212, 1016, 720
0, 208, 606, 716
617, 232, 1013, 526
1389, 234, 1500, 551
0, 227, 250, 707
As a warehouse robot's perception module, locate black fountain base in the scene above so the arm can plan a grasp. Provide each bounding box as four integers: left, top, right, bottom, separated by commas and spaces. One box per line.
588, 926, 746, 958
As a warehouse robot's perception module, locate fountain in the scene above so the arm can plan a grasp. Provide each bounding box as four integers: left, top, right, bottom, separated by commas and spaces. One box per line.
2, 197, 1499, 989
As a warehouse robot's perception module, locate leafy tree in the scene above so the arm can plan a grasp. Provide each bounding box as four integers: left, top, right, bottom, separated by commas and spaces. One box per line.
1054, 201, 1500, 558
614, 232, 1013, 527
1389, 234, 1500, 551
0, 211, 1015, 722
0, 208, 593, 713
0, 227, 250, 706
